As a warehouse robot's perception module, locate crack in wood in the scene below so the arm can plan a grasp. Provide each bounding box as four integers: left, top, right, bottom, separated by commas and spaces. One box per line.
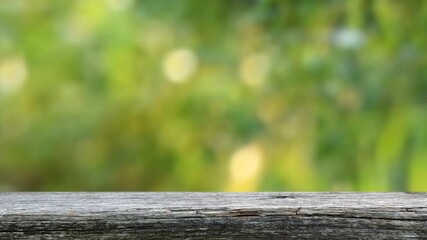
229, 210, 261, 218
270, 195, 296, 199
295, 207, 302, 215
294, 213, 427, 222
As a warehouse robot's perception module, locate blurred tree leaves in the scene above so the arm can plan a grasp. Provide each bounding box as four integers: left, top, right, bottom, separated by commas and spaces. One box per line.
1, 0, 427, 191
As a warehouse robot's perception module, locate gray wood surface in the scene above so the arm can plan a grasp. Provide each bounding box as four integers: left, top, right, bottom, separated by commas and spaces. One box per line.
0, 192, 426, 239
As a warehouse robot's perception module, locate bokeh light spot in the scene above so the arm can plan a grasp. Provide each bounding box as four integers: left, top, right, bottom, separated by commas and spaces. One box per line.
239, 53, 271, 87
0, 56, 28, 95
229, 143, 263, 190
162, 48, 198, 84
331, 28, 366, 49
107, 0, 134, 11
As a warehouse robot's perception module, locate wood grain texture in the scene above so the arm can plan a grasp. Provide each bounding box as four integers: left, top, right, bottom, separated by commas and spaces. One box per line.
0, 192, 426, 239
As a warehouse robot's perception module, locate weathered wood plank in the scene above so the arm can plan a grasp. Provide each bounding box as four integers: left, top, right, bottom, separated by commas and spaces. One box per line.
0, 192, 426, 239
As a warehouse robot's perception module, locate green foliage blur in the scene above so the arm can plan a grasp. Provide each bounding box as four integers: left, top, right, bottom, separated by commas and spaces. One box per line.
1, 0, 427, 191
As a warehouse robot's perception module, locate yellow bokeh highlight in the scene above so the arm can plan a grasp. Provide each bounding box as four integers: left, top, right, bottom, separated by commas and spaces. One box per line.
64, 0, 109, 44
228, 143, 263, 191
162, 48, 198, 83
239, 53, 271, 87
0, 56, 28, 95
107, 0, 134, 11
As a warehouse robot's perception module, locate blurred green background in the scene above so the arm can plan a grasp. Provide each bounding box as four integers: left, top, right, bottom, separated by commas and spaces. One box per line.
1, 0, 427, 191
